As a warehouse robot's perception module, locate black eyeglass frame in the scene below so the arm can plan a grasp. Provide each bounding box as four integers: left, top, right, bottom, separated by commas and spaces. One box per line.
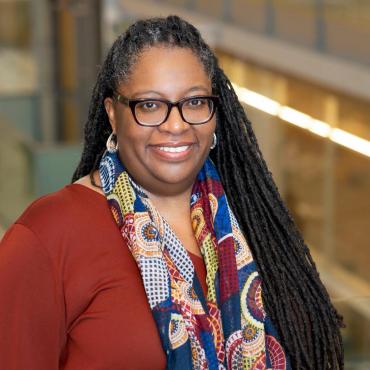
113, 93, 220, 127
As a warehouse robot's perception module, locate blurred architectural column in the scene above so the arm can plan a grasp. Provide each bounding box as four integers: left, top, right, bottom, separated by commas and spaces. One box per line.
315, 0, 326, 51
322, 96, 338, 263
74, 0, 101, 138
54, 0, 101, 142
249, 78, 287, 196
31, 0, 56, 143
222, 0, 231, 22
265, 0, 275, 36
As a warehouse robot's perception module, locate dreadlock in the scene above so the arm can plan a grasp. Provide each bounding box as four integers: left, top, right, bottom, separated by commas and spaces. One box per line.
72, 15, 344, 369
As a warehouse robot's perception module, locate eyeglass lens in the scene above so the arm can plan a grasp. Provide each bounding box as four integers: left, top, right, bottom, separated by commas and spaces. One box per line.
135, 97, 214, 126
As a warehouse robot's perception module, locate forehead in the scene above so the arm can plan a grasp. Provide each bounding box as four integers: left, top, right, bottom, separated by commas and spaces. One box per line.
119, 46, 211, 97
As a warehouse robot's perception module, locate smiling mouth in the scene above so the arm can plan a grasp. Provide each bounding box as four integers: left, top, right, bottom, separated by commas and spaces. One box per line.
157, 145, 190, 153
150, 143, 194, 161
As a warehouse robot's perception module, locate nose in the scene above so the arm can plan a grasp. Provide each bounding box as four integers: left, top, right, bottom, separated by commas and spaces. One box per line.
157, 105, 189, 134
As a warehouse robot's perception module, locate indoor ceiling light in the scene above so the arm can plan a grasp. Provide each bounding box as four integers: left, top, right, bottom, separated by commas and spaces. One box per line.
232, 82, 370, 157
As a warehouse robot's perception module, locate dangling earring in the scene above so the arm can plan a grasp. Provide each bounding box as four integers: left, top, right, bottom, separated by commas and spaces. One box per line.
210, 133, 217, 150
106, 132, 118, 153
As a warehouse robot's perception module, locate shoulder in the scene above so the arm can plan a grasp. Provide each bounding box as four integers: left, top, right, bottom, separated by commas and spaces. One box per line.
18, 184, 105, 227
74, 172, 104, 195
2, 183, 125, 276
11, 184, 113, 253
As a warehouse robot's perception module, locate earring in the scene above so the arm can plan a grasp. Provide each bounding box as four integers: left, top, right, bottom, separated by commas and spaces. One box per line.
210, 133, 217, 150
106, 132, 118, 153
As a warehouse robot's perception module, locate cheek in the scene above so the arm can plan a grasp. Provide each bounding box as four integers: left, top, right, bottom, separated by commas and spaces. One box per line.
117, 129, 143, 156
198, 121, 216, 146
115, 112, 140, 148
116, 130, 145, 174
114, 116, 137, 160
115, 119, 153, 164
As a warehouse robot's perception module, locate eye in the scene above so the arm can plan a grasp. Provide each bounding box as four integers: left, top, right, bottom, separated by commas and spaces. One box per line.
189, 98, 203, 106
185, 97, 206, 109
137, 101, 159, 112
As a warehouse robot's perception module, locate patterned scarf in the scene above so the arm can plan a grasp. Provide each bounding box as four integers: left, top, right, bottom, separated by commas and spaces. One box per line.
99, 150, 290, 370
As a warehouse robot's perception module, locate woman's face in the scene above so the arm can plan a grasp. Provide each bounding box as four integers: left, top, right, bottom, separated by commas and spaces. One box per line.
104, 46, 216, 196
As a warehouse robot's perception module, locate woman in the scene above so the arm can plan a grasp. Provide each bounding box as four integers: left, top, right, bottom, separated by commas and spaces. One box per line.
0, 16, 343, 370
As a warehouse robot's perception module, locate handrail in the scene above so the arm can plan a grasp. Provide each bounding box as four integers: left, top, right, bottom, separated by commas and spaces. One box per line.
311, 247, 370, 319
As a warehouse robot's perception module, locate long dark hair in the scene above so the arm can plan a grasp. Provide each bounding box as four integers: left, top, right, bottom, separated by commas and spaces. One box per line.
72, 15, 344, 369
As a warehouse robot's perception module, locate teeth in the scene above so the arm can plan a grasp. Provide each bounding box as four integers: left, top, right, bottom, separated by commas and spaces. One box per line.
158, 145, 190, 153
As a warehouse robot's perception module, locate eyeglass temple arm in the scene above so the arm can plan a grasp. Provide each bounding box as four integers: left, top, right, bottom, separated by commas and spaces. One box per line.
114, 94, 129, 105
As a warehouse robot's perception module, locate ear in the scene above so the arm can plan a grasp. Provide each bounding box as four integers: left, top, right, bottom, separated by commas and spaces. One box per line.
104, 97, 117, 133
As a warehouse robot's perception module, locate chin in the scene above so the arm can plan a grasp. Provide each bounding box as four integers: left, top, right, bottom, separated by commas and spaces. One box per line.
151, 169, 197, 190
156, 173, 193, 185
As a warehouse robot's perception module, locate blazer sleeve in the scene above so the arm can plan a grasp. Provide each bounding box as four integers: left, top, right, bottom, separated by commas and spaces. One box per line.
0, 223, 64, 370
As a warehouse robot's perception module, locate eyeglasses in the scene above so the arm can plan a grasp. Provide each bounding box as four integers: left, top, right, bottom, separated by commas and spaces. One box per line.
113, 93, 219, 127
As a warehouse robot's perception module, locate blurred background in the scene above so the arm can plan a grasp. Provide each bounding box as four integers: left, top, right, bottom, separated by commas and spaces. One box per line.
0, 0, 369, 368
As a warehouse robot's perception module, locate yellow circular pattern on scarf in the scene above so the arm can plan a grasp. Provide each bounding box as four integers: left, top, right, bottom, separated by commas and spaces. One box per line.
240, 272, 265, 329
169, 313, 188, 350
134, 212, 162, 258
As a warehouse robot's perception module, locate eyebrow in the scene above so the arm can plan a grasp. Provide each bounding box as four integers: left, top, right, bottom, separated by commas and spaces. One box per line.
131, 85, 211, 98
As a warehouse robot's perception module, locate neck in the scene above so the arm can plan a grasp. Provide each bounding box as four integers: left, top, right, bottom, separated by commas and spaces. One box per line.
145, 186, 193, 218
